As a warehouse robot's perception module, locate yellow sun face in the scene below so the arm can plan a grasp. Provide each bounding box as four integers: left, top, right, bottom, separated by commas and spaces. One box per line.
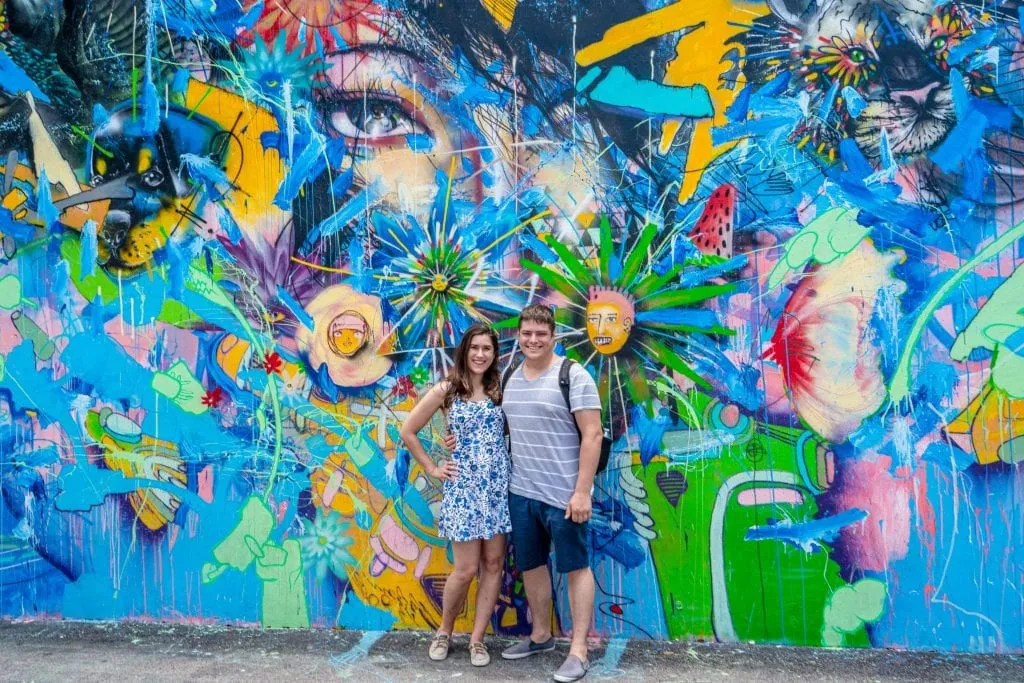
586, 300, 633, 355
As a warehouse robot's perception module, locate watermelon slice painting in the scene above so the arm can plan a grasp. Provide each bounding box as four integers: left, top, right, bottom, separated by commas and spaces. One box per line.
688, 184, 736, 259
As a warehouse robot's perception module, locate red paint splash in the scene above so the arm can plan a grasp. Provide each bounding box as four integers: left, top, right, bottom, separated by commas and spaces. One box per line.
201, 387, 224, 408
263, 352, 283, 375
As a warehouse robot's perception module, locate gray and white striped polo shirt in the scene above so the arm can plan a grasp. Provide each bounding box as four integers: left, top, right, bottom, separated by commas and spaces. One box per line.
503, 357, 601, 510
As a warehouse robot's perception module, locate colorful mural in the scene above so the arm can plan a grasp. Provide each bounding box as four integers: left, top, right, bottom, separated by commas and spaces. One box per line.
0, 0, 1022, 653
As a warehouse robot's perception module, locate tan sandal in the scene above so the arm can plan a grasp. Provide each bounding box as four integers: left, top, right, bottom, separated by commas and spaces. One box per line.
428, 632, 451, 661
470, 641, 490, 667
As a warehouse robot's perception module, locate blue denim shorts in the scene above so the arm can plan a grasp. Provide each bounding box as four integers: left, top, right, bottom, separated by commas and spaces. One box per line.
508, 492, 590, 573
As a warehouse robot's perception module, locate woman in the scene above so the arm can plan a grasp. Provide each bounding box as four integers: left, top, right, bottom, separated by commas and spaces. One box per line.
399, 323, 511, 667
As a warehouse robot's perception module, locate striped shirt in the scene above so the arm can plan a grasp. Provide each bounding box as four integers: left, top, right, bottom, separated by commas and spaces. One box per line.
503, 357, 601, 509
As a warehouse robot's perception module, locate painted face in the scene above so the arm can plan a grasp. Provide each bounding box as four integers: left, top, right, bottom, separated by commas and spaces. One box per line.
466, 334, 495, 376
296, 2, 602, 245
327, 312, 369, 357
586, 290, 635, 355
518, 319, 555, 361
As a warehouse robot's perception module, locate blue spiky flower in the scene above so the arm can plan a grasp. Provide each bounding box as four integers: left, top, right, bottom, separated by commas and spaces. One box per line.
219, 32, 321, 105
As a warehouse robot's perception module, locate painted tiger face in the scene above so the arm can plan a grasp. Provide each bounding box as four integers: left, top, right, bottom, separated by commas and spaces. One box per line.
87, 107, 223, 274
765, 0, 998, 161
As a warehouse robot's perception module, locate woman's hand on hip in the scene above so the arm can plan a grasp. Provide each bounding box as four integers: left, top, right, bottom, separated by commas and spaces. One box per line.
443, 433, 457, 451
430, 459, 458, 481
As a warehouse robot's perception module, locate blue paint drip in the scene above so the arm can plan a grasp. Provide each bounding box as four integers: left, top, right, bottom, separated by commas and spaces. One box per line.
273, 134, 328, 210
79, 220, 98, 278
0, 207, 35, 243
276, 286, 315, 331
180, 153, 233, 192
404, 133, 434, 152
841, 86, 866, 118
213, 203, 243, 245
636, 307, 723, 331
171, 68, 192, 99
593, 638, 628, 677
839, 138, 873, 179
818, 79, 841, 122
55, 464, 207, 513
678, 255, 746, 287
0, 52, 51, 102
931, 110, 987, 172
0, 343, 87, 459
630, 405, 672, 466
725, 83, 753, 121
35, 170, 58, 228
947, 28, 996, 68
879, 128, 895, 171
330, 165, 354, 199
300, 183, 379, 253
745, 508, 869, 552
143, 0, 160, 135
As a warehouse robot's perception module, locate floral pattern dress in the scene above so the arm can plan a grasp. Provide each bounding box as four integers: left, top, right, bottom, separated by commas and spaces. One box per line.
437, 398, 512, 542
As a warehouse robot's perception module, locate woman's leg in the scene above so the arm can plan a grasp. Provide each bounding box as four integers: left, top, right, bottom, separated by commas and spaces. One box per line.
439, 539, 482, 635
469, 534, 506, 643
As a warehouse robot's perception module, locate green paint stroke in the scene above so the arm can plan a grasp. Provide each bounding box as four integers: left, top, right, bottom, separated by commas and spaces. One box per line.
151, 360, 209, 415
891, 219, 1024, 403
130, 67, 139, 120
202, 496, 310, 628
950, 264, 1024, 398
766, 208, 870, 291
69, 124, 114, 159
257, 538, 310, 628
821, 578, 887, 648
0, 274, 22, 310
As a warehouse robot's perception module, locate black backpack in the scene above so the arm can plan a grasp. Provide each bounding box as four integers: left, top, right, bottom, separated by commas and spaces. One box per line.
500, 358, 613, 474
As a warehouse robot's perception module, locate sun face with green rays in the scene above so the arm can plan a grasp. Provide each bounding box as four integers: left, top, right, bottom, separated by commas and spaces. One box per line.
517, 216, 737, 420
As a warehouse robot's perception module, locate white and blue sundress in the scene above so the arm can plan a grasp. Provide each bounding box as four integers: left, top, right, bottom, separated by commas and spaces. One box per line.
437, 397, 512, 542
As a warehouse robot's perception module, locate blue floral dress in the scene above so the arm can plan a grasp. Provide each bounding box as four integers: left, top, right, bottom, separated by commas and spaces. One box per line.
437, 398, 512, 542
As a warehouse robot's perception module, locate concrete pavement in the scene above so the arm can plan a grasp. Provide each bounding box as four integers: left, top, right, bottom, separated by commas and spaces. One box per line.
0, 620, 1021, 682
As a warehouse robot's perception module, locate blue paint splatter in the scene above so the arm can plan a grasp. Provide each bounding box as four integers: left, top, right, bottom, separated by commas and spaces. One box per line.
745, 508, 869, 552
578, 66, 714, 119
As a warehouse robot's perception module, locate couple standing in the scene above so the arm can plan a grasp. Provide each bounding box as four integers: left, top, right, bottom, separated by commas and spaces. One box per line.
400, 304, 601, 683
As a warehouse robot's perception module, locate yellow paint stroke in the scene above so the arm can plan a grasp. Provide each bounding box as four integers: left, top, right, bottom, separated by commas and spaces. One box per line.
574, 1, 766, 204
475, 208, 552, 256
441, 154, 457, 246
183, 79, 288, 243
661, 1, 767, 203
480, 0, 517, 32
290, 256, 352, 275
25, 92, 82, 197
946, 383, 1024, 466
576, 2, 709, 68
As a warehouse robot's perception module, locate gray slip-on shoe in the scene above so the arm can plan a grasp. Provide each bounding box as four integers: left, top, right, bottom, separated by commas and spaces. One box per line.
501, 636, 556, 660
553, 654, 590, 682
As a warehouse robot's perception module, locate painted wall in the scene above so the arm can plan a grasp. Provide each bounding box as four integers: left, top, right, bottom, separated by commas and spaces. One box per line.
0, 0, 1021, 652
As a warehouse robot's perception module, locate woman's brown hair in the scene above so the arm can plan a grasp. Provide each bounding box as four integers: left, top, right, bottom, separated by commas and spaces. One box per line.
442, 323, 502, 410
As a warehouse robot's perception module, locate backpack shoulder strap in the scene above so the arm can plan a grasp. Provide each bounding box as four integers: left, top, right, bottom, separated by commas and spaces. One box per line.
501, 360, 522, 394
559, 358, 575, 411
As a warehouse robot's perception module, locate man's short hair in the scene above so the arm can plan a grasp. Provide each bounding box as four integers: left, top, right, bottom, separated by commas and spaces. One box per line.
519, 303, 555, 333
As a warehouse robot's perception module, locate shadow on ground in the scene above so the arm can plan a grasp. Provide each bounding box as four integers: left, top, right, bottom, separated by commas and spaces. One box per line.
0, 620, 1021, 682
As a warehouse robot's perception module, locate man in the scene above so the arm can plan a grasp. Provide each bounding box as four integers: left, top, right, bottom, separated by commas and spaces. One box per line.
498, 303, 603, 682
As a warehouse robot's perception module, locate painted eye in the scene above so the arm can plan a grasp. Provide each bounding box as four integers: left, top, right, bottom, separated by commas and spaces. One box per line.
847, 48, 867, 64
931, 36, 948, 52
140, 168, 164, 188
329, 97, 426, 141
